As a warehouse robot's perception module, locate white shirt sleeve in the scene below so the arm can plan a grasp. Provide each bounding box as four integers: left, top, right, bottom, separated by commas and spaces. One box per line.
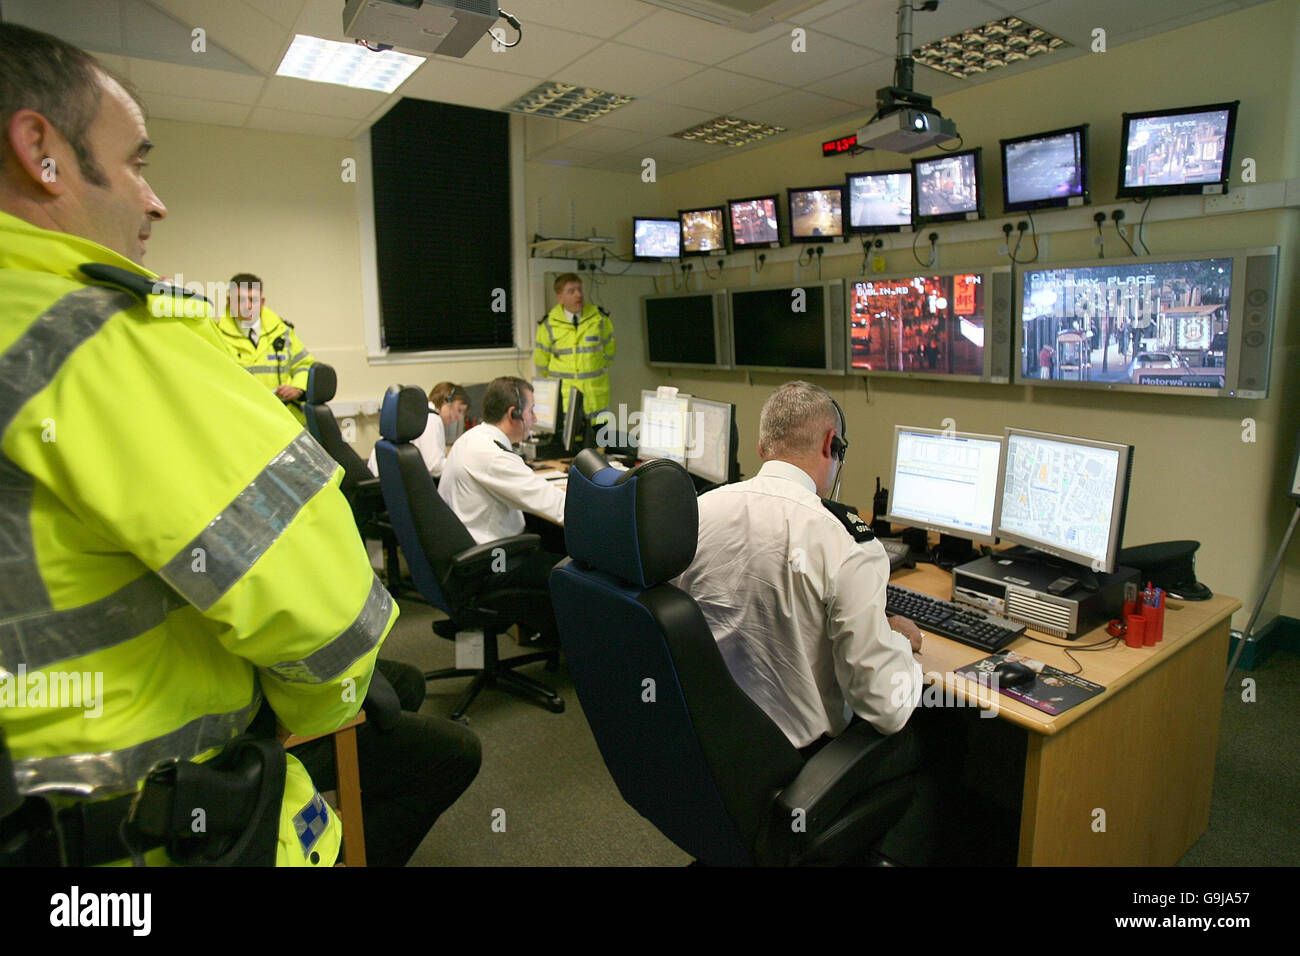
473, 443, 567, 528
826, 543, 922, 735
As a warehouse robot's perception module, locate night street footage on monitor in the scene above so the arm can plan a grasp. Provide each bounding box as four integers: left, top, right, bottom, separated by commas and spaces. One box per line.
849, 273, 985, 377
633, 217, 681, 260
728, 196, 780, 248
788, 186, 844, 241
679, 206, 726, 255
912, 148, 983, 223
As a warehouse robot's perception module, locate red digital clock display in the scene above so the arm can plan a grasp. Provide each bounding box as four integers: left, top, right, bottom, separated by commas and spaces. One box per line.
822, 134, 857, 156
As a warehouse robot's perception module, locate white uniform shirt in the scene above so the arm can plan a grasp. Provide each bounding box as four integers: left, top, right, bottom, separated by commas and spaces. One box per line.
438, 422, 566, 544
676, 459, 921, 748
368, 404, 447, 478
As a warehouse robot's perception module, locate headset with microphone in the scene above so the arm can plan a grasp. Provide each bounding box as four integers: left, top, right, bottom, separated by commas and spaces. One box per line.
829, 397, 850, 502
510, 380, 526, 421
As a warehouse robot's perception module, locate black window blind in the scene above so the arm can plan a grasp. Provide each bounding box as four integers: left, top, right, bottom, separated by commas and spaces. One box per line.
370, 98, 513, 351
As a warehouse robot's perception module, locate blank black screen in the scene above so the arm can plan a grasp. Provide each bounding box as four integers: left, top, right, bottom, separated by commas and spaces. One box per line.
732, 286, 827, 369
645, 295, 718, 365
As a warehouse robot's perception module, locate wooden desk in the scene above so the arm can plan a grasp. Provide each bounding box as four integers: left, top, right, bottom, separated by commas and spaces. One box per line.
893, 562, 1240, 866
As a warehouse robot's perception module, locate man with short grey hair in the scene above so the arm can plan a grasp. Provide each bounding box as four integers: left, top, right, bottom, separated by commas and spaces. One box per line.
679, 381, 923, 750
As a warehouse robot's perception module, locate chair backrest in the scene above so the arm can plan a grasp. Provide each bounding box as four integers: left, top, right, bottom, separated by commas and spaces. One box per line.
301, 364, 371, 496
374, 385, 477, 618
550, 451, 803, 866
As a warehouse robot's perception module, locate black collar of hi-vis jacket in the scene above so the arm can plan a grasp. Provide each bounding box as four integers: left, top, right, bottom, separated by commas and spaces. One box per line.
821, 498, 876, 542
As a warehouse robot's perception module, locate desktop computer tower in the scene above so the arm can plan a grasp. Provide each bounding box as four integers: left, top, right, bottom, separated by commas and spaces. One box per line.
952, 554, 1139, 638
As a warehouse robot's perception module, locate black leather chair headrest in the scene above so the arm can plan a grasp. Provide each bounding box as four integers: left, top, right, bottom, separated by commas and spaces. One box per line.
304, 363, 337, 404
564, 448, 698, 588
379, 385, 428, 442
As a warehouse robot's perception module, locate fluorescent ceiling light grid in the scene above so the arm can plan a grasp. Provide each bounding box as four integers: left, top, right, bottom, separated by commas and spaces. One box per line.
672, 115, 785, 147
276, 34, 424, 93
914, 17, 1067, 79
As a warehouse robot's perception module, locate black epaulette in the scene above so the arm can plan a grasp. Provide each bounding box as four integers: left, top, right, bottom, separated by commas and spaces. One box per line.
821, 498, 875, 542
79, 263, 212, 307
537, 313, 550, 325
597, 306, 610, 317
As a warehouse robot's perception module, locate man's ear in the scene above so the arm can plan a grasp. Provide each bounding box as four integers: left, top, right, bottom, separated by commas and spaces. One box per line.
821, 428, 835, 459
6, 110, 71, 197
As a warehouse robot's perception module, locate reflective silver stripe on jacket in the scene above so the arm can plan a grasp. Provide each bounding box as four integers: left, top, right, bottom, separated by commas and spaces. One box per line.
549, 369, 607, 381
265, 573, 392, 683
288, 349, 310, 365
159, 431, 338, 610
13, 693, 261, 798
0, 572, 187, 674
243, 363, 287, 375
574, 345, 603, 355
0, 285, 137, 625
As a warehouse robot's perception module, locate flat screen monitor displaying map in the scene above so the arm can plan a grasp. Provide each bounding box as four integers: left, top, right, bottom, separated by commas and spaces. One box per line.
885, 427, 1004, 544
531, 378, 559, 434
685, 397, 736, 486
996, 428, 1133, 573
638, 389, 692, 464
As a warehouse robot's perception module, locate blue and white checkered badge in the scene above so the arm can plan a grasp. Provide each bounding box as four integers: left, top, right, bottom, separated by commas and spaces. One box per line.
293, 791, 330, 855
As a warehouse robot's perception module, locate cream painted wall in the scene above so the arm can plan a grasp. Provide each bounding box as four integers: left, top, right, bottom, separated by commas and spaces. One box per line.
136, 0, 1297, 628
617, 0, 1300, 628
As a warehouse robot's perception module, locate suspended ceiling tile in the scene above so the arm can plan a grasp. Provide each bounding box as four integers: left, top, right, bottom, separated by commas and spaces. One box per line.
653, 69, 793, 116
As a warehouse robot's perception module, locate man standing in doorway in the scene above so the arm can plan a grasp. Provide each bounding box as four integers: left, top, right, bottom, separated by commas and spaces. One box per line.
534, 273, 615, 429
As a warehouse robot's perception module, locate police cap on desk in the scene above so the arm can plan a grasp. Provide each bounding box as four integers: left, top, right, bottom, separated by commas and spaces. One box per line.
1117, 540, 1213, 601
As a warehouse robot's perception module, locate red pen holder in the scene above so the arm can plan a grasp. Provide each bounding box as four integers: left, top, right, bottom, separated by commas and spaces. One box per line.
1124, 614, 1146, 648
1141, 601, 1163, 645
1122, 599, 1140, 620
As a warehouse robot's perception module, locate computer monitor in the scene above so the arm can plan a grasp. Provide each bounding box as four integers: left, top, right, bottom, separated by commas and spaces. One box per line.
531, 378, 560, 434
642, 291, 730, 369
846, 169, 912, 233
912, 147, 984, 225
727, 195, 781, 250
679, 206, 726, 256
637, 389, 691, 464
996, 428, 1133, 574
685, 396, 737, 486
885, 426, 1004, 548
846, 268, 1010, 383
728, 280, 846, 374
561, 386, 585, 455
787, 185, 845, 242
1000, 124, 1090, 212
633, 217, 682, 261
1016, 247, 1279, 398
1117, 101, 1238, 198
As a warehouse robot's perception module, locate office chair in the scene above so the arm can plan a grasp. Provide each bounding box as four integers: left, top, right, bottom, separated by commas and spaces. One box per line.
374, 385, 564, 720
550, 451, 919, 866
300, 364, 400, 590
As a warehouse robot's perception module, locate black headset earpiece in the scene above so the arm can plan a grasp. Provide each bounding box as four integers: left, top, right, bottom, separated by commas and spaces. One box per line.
511, 381, 525, 420
829, 398, 849, 462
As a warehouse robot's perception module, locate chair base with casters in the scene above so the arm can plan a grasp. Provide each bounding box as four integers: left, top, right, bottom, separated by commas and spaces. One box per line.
424, 619, 563, 720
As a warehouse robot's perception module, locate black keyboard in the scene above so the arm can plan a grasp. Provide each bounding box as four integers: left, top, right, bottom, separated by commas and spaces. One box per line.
885, 583, 1025, 653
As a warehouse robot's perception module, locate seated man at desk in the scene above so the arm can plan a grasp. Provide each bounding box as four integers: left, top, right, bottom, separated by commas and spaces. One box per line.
439, 376, 566, 549
676, 381, 937, 863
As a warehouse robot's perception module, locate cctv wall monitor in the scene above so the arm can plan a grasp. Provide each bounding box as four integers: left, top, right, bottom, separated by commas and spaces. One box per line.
787, 186, 845, 242
1000, 124, 1090, 213
846, 169, 913, 233
633, 217, 682, 261
1117, 101, 1239, 198
727, 195, 781, 250
679, 206, 727, 257
912, 147, 984, 225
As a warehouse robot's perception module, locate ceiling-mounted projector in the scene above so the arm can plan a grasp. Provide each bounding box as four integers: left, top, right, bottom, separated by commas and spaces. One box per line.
854, 0, 961, 154
343, 0, 499, 58
857, 108, 958, 154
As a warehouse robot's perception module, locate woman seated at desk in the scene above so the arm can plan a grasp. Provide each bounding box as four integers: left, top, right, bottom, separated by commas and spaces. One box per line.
368, 381, 469, 479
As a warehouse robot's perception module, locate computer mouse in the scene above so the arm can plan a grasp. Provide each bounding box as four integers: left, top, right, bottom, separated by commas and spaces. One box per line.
994, 661, 1037, 689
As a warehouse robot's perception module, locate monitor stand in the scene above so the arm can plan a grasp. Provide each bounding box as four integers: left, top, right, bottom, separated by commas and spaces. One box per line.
933, 534, 980, 570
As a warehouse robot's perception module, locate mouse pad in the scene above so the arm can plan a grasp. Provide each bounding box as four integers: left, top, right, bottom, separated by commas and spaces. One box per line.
955, 651, 1105, 715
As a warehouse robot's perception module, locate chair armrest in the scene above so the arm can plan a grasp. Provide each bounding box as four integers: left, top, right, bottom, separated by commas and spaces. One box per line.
778, 722, 907, 824
446, 534, 541, 585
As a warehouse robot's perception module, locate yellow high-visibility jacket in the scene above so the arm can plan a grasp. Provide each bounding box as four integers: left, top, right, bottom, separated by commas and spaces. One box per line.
534, 303, 615, 421
214, 307, 314, 425
0, 210, 396, 866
